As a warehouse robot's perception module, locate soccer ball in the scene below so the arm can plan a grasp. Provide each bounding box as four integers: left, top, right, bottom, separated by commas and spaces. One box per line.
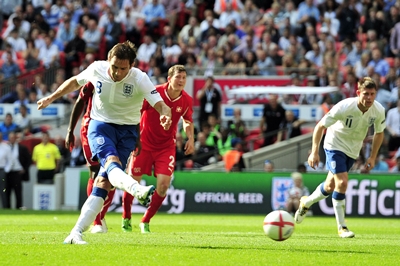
263, 210, 295, 241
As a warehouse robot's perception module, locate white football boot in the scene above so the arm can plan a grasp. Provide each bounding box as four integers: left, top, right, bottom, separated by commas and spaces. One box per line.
294, 196, 310, 224
338, 226, 355, 238
63, 233, 87, 244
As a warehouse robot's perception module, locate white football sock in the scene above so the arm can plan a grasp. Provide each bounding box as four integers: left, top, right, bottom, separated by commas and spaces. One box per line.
332, 198, 346, 228
71, 195, 104, 234
304, 184, 329, 208
107, 167, 139, 195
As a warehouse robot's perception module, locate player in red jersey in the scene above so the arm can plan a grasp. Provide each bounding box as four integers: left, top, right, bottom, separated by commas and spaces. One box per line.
65, 82, 116, 233
121, 65, 195, 233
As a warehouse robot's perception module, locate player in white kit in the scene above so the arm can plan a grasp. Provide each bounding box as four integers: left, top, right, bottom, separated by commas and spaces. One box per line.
294, 77, 386, 238
37, 41, 172, 244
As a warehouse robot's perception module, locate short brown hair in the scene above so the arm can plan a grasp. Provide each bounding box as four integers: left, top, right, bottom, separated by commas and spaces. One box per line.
108, 41, 137, 65
168, 65, 186, 78
358, 77, 377, 91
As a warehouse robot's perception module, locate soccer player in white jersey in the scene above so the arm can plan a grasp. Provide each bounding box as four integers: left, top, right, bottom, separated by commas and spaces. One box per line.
295, 77, 386, 238
37, 41, 172, 244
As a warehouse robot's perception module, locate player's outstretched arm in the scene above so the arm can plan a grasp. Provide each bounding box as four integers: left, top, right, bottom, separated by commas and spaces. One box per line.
37, 77, 81, 110
65, 93, 85, 150
153, 101, 172, 130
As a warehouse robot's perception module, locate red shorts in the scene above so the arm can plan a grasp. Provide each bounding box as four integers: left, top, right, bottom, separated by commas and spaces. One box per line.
80, 120, 99, 166
128, 147, 175, 177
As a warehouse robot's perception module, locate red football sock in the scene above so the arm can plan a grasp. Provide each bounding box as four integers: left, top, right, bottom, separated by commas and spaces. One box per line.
100, 189, 116, 220
87, 178, 94, 197
122, 191, 134, 220
141, 190, 165, 223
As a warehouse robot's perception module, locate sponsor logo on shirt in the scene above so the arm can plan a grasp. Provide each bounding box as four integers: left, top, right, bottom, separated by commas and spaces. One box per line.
123, 83, 134, 97
151, 90, 158, 94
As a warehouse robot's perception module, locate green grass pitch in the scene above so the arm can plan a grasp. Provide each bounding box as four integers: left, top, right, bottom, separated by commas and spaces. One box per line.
0, 210, 399, 265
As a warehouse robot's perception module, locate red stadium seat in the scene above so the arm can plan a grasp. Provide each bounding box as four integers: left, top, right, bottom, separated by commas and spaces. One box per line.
385, 57, 394, 68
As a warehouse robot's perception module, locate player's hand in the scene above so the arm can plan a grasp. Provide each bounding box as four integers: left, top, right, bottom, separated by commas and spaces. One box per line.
307, 152, 320, 170
184, 139, 195, 155
65, 131, 75, 152
37, 96, 53, 110
364, 158, 374, 172
133, 140, 142, 156
160, 115, 172, 130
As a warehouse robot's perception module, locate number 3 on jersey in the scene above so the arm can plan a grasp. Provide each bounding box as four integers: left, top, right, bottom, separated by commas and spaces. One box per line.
96, 81, 102, 94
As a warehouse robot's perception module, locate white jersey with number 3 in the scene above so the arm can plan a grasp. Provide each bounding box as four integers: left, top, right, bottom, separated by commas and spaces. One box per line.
321, 97, 386, 159
76, 61, 162, 125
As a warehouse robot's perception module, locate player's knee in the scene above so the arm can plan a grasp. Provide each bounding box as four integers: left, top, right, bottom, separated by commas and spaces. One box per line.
156, 184, 169, 197
94, 176, 112, 191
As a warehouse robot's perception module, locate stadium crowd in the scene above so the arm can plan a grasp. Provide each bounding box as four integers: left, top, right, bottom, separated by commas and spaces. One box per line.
2, 0, 400, 172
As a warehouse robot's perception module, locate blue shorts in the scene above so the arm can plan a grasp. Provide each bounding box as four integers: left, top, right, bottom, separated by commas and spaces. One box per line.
88, 119, 138, 168
325, 149, 355, 174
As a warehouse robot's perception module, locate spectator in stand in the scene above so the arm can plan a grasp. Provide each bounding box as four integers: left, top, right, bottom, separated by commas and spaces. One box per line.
214, 0, 244, 16
386, 99, 400, 152
38, 34, 59, 69
361, 7, 385, 40
219, 2, 242, 29
49, 28, 64, 51
373, 72, 393, 112
24, 3, 37, 24
141, 0, 166, 38
41, 2, 61, 30
227, 108, 248, 141
103, 12, 123, 58
118, 5, 144, 48
178, 16, 201, 45
199, 48, 224, 76
122, 0, 145, 10
252, 49, 276, 76
6, 29, 27, 52
160, 0, 181, 33
240, 0, 261, 27
341, 40, 364, 67
192, 131, 219, 168
295, 0, 320, 36
286, 172, 310, 215
1, 43, 17, 62
368, 48, 390, 78
82, 19, 101, 54
0, 51, 21, 80
260, 94, 286, 147
277, 110, 305, 142
264, 160, 274, 172
223, 51, 246, 75
383, 67, 398, 92
259, 2, 286, 31
162, 36, 182, 63
56, 14, 76, 49
354, 52, 371, 79
14, 104, 41, 136
64, 26, 86, 78
32, 131, 61, 184
23, 39, 41, 71
200, 9, 221, 33
336, 0, 359, 42
341, 71, 358, 98
0, 113, 18, 141
13, 84, 29, 107
184, 53, 200, 76
136, 35, 157, 65
2, 16, 30, 40
389, 21, 400, 58
196, 76, 222, 129
32, 13, 51, 35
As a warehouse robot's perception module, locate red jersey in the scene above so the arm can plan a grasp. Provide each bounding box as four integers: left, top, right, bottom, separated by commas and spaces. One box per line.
79, 82, 94, 128
140, 82, 193, 151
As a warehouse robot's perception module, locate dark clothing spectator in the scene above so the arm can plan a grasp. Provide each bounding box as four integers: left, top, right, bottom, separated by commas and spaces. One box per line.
336, 2, 359, 42
260, 96, 286, 146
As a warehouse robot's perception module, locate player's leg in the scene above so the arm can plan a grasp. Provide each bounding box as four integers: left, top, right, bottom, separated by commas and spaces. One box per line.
122, 150, 149, 232
88, 120, 155, 206
139, 148, 175, 233
295, 149, 339, 223
64, 172, 111, 244
332, 171, 354, 238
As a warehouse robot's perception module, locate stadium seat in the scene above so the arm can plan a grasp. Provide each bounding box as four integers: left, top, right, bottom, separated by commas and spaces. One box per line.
16, 59, 26, 73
